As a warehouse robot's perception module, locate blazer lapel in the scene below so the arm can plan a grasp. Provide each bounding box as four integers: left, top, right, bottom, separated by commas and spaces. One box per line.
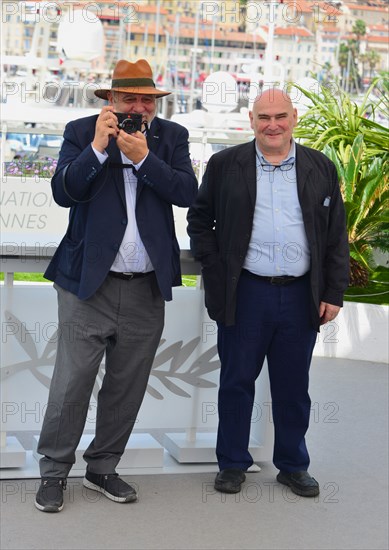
237, 140, 257, 206
295, 143, 316, 238
295, 143, 313, 204
135, 118, 161, 200
146, 118, 161, 155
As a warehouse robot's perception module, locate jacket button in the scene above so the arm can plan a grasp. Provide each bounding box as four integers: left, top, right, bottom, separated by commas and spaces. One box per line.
121, 218, 127, 225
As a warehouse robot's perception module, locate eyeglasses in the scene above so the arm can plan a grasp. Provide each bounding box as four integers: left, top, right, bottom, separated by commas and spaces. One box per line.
260, 162, 295, 173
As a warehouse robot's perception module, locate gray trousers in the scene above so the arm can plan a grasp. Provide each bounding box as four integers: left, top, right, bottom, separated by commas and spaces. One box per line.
38, 273, 164, 477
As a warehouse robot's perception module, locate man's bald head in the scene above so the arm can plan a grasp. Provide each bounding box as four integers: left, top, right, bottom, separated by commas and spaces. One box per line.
249, 88, 298, 161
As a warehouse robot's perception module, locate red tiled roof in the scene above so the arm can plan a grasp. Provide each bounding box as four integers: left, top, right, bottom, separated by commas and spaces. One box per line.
345, 3, 389, 13
322, 26, 341, 33
125, 23, 266, 44
369, 24, 389, 31
262, 26, 313, 38
167, 15, 213, 25
285, 0, 319, 14
366, 35, 389, 43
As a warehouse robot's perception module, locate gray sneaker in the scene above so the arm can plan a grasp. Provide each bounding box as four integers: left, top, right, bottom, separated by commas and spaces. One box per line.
35, 478, 67, 512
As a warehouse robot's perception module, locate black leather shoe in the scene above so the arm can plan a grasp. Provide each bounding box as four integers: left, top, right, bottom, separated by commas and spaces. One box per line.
214, 469, 246, 494
277, 470, 320, 497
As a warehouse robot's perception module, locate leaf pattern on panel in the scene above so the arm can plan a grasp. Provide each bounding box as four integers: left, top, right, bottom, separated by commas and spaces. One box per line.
147, 338, 220, 399
2, 312, 220, 401
2, 310, 58, 391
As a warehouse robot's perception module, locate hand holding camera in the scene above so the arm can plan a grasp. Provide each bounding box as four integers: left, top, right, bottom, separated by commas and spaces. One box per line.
115, 113, 149, 165
92, 106, 119, 153
93, 107, 148, 163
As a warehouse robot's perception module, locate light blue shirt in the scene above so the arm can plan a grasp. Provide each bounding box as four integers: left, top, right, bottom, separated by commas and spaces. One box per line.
243, 141, 310, 277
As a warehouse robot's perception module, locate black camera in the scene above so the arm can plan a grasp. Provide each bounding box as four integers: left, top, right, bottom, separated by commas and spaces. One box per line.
116, 112, 143, 134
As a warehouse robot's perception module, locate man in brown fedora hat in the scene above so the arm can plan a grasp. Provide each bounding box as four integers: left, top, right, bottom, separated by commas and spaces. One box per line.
35, 59, 198, 512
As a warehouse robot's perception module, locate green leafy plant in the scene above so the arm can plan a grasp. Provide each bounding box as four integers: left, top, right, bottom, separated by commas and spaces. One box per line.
292, 78, 389, 161
323, 134, 389, 285
292, 79, 389, 286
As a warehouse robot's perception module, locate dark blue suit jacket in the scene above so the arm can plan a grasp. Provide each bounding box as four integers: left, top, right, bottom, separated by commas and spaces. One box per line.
45, 115, 198, 301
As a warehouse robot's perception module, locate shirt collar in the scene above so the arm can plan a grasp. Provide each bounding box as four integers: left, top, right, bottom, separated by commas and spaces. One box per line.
255, 140, 296, 165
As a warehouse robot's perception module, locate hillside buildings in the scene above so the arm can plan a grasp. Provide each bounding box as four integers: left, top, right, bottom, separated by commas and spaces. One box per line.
1, 0, 388, 105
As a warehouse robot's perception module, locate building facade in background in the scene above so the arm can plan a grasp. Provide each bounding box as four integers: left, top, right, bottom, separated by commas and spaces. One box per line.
1, 0, 388, 102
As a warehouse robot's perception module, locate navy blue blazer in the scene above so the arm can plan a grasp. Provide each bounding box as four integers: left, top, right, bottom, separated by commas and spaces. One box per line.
45, 115, 198, 301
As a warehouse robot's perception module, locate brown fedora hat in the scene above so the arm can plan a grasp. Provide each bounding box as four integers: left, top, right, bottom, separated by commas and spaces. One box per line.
94, 59, 171, 99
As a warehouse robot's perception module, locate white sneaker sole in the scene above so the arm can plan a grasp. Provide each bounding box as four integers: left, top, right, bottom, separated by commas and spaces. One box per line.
82, 478, 138, 503
35, 499, 64, 512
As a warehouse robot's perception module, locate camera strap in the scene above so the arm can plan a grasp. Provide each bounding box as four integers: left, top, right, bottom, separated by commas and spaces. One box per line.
62, 160, 111, 203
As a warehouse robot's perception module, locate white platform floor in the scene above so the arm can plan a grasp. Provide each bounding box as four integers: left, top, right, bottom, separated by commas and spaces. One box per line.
1, 357, 388, 550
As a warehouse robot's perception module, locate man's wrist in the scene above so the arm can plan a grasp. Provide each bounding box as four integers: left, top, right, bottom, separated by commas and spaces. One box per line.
92, 143, 108, 163
133, 152, 149, 170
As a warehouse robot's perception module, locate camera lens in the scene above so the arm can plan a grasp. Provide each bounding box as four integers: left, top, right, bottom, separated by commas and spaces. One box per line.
117, 113, 143, 134
122, 119, 137, 133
